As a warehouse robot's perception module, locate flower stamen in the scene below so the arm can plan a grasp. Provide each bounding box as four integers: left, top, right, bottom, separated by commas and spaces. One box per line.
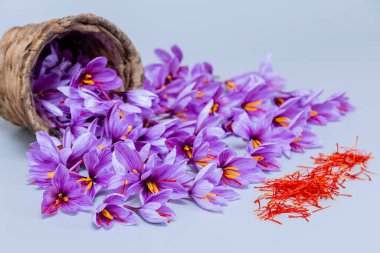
146, 181, 159, 193
274, 116, 290, 127
252, 139, 262, 148
310, 110, 318, 117
223, 166, 240, 179
244, 100, 263, 112
82, 73, 95, 85
101, 209, 114, 220
183, 145, 193, 159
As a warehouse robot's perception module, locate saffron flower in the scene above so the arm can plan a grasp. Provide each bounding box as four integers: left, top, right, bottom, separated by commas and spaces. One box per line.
232, 112, 295, 154
70, 150, 113, 199
72, 56, 123, 92
41, 165, 92, 215
308, 99, 341, 125
136, 189, 175, 224
189, 164, 239, 212
217, 149, 263, 187
328, 92, 355, 116
250, 144, 281, 171
28, 131, 69, 187
94, 194, 137, 229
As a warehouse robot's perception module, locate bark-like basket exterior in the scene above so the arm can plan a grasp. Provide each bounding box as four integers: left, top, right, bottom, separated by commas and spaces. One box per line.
0, 13, 144, 136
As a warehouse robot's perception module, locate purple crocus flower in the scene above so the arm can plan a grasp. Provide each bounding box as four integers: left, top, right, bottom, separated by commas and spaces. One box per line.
308, 99, 341, 125
61, 130, 97, 169
28, 131, 69, 187
102, 104, 141, 142
209, 86, 242, 118
141, 157, 189, 200
136, 189, 175, 224
271, 97, 303, 128
216, 149, 263, 187
94, 193, 137, 229
62, 107, 93, 138
120, 89, 158, 113
109, 143, 188, 200
108, 143, 147, 196
32, 41, 83, 125
154, 45, 188, 81
41, 164, 92, 215
287, 110, 322, 153
290, 127, 321, 153
72, 57, 123, 101
239, 84, 273, 116
134, 121, 168, 154
70, 150, 113, 199
249, 144, 281, 171
189, 164, 239, 212
165, 131, 196, 160
232, 112, 295, 155
190, 62, 214, 86
190, 129, 226, 169
328, 92, 355, 116
143, 45, 189, 112
194, 100, 222, 135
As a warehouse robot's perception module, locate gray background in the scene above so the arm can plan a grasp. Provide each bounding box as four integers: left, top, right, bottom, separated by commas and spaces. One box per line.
0, 0, 379, 252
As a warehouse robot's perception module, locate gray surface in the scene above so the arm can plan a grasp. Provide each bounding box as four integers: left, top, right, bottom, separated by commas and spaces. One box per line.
0, 0, 379, 252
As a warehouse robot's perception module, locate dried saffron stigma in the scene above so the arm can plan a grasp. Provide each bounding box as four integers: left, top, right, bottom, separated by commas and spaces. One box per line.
254, 143, 373, 224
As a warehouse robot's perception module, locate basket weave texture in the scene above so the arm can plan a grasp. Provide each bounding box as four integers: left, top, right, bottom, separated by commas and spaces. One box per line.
0, 13, 144, 135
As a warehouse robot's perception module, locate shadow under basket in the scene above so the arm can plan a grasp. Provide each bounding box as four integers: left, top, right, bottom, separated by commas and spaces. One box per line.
0, 13, 144, 136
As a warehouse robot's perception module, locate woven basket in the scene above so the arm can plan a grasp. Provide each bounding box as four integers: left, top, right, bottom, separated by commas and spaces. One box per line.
0, 13, 144, 136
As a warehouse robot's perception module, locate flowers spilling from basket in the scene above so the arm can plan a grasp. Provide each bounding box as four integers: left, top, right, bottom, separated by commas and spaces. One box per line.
28, 41, 354, 228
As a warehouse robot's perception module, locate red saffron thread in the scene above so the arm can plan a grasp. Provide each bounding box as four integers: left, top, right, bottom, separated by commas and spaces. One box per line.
254, 143, 374, 224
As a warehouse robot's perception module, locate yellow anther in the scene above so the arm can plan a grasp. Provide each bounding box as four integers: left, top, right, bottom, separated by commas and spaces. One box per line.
226, 81, 237, 90
292, 137, 302, 143
274, 97, 285, 106
47, 171, 54, 179
274, 116, 290, 127
146, 181, 159, 193
252, 139, 262, 149
183, 145, 193, 159
77, 177, 93, 190
55, 193, 69, 204
244, 100, 263, 112
204, 193, 217, 201
82, 74, 95, 85
196, 90, 205, 98
223, 166, 240, 179
195, 155, 215, 167
210, 103, 219, 113
101, 209, 114, 220
253, 155, 264, 161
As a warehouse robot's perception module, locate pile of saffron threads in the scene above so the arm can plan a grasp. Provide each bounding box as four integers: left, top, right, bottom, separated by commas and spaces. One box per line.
254, 144, 373, 224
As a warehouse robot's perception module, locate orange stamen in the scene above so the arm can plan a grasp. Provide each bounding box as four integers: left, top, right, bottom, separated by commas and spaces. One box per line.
274, 116, 290, 127
252, 139, 262, 149
146, 181, 159, 193
244, 100, 263, 112
82, 74, 95, 85
183, 145, 193, 159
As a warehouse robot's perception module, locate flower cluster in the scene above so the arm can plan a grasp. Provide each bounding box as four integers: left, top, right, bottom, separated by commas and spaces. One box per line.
27, 41, 354, 229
